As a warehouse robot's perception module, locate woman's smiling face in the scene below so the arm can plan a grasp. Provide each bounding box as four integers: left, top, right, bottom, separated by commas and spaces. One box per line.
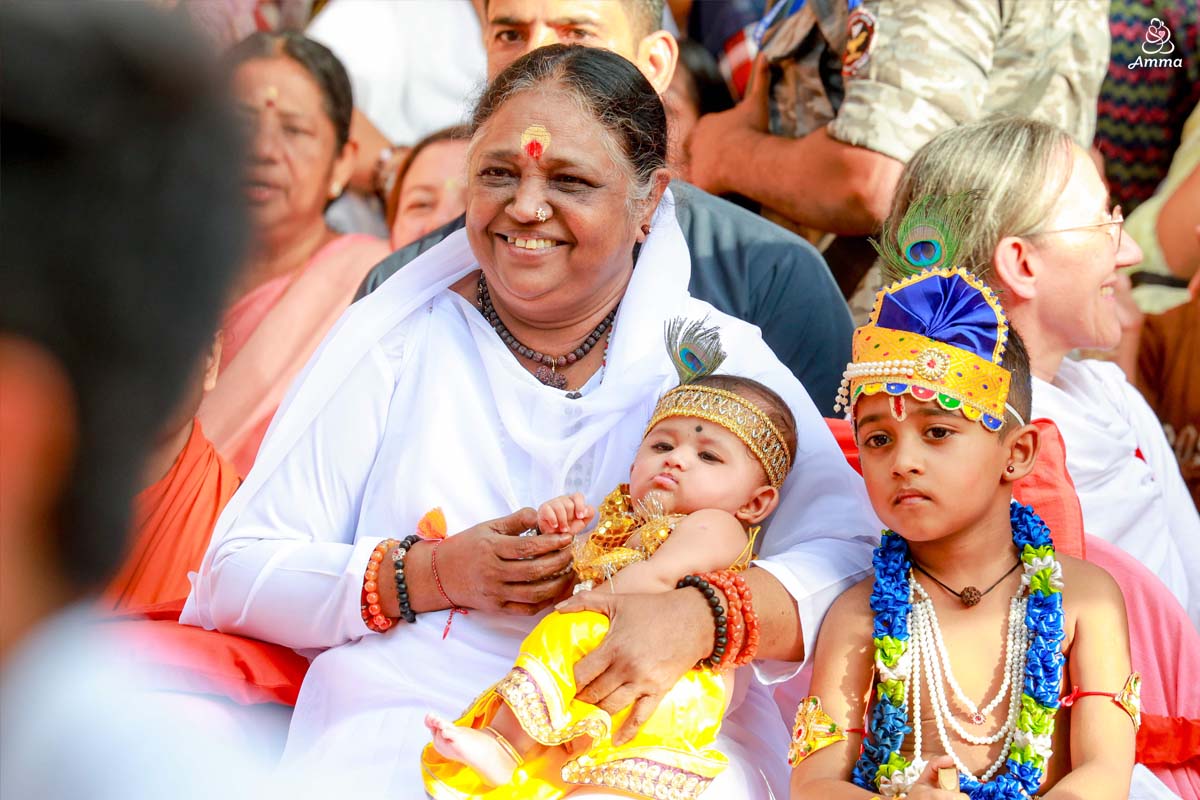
465, 85, 651, 322
1024, 146, 1143, 354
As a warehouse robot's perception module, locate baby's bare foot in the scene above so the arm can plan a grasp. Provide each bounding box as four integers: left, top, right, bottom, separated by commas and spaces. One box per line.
425, 713, 519, 787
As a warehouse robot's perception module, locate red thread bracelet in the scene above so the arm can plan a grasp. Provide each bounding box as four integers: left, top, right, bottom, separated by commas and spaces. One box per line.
429, 539, 467, 639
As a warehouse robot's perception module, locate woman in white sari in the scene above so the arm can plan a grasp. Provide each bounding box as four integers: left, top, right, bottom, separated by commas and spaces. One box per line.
183, 45, 877, 797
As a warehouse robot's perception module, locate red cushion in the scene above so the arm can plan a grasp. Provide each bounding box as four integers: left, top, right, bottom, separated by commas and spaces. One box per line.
103, 599, 308, 706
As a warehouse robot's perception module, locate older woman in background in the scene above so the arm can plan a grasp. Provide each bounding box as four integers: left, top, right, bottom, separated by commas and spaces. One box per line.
184, 45, 875, 797
885, 117, 1200, 628
197, 32, 389, 474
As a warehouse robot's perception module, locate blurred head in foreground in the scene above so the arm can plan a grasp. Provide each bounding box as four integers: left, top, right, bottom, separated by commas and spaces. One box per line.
0, 1, 247, 660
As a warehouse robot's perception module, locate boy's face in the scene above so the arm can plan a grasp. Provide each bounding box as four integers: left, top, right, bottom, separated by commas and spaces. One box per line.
855, 393, 1012, 542
630, 415, 770, 518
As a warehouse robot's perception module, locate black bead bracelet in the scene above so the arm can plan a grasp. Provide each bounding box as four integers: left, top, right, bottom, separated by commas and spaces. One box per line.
392, 534, 422, 624
677, 574, 726, 668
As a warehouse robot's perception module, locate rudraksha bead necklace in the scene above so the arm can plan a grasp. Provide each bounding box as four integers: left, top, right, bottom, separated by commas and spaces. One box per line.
477, 274, 616, 390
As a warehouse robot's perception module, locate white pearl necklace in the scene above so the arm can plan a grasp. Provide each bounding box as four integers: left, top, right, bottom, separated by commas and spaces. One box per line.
907, 578, 1028, 781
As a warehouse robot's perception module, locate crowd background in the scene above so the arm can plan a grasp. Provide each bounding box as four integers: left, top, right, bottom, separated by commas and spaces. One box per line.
1, 0, 1196, 798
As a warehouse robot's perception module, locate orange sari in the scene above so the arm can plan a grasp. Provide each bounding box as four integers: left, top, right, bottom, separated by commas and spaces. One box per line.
101, 420, 241, 612
198, 233, 390, 474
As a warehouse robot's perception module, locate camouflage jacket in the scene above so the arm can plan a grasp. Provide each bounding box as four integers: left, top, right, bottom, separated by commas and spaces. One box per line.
760, 0, 1111, 162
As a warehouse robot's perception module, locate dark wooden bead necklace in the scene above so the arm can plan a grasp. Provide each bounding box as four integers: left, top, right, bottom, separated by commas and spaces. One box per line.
477, 274, 616, 390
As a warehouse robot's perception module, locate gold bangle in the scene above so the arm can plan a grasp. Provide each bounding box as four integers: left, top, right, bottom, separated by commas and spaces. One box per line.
483, 725, 524, 768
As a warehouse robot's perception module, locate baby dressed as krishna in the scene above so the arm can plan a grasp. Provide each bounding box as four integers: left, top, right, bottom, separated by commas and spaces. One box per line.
789, 196, 1140, 799
421, 321, 797, 800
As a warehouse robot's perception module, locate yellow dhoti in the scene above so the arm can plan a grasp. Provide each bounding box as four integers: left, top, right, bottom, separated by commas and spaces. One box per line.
421, 610, 728, 800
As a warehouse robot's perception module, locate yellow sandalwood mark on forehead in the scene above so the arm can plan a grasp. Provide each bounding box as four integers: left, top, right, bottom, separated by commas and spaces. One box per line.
261, 85, 279, 108
521, 123, 551, 159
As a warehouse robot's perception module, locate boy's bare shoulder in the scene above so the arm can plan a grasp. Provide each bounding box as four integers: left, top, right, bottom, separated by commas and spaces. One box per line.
1058, 554, 1125, 610
824, 574, 877, 630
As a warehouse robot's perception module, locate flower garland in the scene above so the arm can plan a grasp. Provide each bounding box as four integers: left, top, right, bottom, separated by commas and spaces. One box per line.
851, 502, 1066, 799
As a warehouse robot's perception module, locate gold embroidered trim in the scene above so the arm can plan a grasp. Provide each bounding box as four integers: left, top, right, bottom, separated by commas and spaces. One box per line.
561, 755, 713, 800
494, 666, 609, 747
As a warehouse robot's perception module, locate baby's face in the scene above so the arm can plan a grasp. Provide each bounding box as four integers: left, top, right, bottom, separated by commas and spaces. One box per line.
629, 416, 769, 517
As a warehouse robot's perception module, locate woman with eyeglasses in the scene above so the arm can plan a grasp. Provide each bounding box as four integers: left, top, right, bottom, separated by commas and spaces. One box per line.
884, 116, 1199, 631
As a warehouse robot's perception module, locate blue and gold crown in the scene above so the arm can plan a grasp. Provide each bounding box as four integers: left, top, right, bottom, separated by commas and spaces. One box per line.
834, 195, 1020, 432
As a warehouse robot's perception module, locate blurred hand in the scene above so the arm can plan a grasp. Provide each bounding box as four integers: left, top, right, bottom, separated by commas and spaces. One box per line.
687, 55, 770, 196
438, 508, 575, 615
556, 588, 713, 745
906, 756, 969, 800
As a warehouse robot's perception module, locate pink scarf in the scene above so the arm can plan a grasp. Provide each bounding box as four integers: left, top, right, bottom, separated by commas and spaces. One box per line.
198, 233, 389, 474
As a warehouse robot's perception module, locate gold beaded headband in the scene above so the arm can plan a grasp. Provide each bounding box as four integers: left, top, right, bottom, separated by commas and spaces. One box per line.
645, 384, 793, 489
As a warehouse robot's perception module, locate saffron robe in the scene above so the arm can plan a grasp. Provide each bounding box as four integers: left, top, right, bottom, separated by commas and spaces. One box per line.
102, 420, 240, 611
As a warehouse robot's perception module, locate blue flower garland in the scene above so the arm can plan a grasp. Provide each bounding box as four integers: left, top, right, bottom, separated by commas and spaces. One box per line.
851, 502, 1066, 799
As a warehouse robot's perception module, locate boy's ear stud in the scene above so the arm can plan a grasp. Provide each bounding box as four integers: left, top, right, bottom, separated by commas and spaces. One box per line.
1006, 464, 1015, 474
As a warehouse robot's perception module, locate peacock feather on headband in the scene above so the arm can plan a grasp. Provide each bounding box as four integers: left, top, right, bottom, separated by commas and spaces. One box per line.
649, 317, 791, 488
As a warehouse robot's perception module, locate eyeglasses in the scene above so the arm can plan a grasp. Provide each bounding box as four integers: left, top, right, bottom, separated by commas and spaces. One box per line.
1029, 205, 1124, 250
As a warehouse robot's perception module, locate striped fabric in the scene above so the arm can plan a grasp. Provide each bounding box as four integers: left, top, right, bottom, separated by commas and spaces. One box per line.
1095, 0, 1199, 212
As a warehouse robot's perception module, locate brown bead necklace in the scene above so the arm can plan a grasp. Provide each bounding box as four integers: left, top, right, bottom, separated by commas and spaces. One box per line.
912, 559, 1022, 607
477, 274, 616, 390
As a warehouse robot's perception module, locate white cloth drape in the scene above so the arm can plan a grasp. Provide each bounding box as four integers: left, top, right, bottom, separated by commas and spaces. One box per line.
182, 193, 879, 796
1033, 358, 1200, 627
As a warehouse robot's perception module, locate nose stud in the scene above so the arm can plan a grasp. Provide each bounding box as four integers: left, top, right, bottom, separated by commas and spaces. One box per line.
535, 206, 549, 223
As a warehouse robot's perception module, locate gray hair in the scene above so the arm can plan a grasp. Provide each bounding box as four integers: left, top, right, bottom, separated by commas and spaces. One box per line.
888, 116, 1076, 280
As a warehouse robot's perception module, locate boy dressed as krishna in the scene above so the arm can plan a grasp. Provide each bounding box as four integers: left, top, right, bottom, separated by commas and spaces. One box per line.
790, 197, 1140, 800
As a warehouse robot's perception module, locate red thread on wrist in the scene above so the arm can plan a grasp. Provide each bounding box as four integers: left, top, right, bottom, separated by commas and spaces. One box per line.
429, 539, 466, 639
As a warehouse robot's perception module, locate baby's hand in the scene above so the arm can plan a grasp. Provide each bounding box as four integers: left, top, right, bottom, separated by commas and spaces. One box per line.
537, 493, 595, 536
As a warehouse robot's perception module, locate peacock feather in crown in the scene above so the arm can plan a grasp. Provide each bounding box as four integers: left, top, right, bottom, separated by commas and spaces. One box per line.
835, 193, 1021, 431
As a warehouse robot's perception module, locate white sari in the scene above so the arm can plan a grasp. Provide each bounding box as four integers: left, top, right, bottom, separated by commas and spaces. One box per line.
182, 193, 879, 796
1033, 358, 1200, 627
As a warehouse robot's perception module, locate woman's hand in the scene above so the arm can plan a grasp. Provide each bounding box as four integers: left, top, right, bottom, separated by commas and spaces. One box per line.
555, 588, 714, 745
408, 510, 576, 618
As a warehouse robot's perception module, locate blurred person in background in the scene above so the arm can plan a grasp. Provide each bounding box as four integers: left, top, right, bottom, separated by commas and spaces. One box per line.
196, 31, 389, 476
664, 38, 734, 179
359, 0, 854, 412
1094, 0, 1198, 215
0, 3, 257, 797
306, 0, 486, 200
386, 125, 471, 250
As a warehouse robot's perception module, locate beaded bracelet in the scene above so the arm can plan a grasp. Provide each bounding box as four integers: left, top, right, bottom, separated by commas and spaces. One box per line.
676, 575, 728, 668
701, 572, 743, 671
392, 533, 422, 624
362, 538, 400, 632
701, 570, 760, 667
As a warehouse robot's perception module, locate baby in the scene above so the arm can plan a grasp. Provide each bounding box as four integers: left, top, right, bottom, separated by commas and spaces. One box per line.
422, 372, 797, 799
790, 260, 1138, 798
